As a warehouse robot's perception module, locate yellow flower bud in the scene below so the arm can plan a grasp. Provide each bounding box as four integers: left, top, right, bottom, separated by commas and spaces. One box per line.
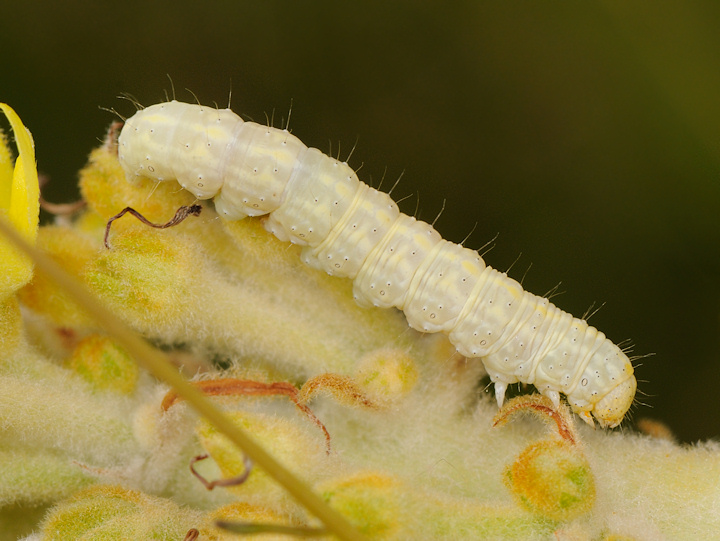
39, 485, 202, 540
79, 139, 195, 223
504, 439, 595, 522
354, 348, 418, 403
66, 335, 138, 394
86, 229, 196, 324
319, 472, 403, 538
196, 411, 328, 502
17, 226, 97, 327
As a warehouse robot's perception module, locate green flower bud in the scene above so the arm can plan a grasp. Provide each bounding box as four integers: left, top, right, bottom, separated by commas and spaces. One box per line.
504, 439, 595, 522
320, 472, 404, 538
355, 348, 418, 404
196, 411, 328, 503
39, 485, 202, 540
66, 335, 138, 394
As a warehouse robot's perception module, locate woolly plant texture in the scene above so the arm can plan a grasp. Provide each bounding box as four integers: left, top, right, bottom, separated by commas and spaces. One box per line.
1, 103, 719, 540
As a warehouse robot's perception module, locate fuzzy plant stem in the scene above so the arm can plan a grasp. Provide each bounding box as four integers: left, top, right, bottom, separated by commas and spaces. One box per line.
0, 215, 366, 541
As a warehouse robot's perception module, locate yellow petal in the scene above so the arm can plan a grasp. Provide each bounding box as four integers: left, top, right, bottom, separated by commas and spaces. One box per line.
0, 103, 39, 297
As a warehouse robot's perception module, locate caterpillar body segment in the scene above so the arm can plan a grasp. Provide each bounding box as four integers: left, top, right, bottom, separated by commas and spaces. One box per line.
117, 100, 636, 428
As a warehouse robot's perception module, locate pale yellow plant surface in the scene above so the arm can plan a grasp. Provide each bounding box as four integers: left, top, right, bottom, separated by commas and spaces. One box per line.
1, 106, 719, 541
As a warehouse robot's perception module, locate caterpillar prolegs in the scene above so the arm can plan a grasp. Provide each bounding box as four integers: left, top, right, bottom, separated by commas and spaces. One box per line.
117, 100, 636, 428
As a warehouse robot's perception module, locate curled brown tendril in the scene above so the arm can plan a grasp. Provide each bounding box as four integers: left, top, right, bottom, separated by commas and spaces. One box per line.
190, 453, 253, 490
39, 196, 87, 216
162, 378, 332, 453
38, 173, 87, 216
299, 373, 376, 409
104, 204, 202, 249
492, 394, 577, 445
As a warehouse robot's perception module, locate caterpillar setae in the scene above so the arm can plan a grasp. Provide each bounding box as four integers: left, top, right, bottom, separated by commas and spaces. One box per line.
117, 100, 636, 428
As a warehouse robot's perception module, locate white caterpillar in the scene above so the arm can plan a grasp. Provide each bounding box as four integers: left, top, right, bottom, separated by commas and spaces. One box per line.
117, 100, 636, 427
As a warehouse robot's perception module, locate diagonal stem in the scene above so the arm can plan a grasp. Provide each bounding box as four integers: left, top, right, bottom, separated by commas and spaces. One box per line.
0, 216, 365, 541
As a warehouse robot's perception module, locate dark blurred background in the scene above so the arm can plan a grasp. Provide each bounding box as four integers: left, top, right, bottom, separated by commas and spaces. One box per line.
1, 1, 718, 443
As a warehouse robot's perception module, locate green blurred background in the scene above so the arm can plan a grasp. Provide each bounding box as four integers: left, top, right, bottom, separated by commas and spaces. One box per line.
1, 1, 718, 443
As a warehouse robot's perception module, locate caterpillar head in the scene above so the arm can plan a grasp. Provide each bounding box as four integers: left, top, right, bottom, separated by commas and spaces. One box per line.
590, 375, 637, 428
568, 340, 636, 428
